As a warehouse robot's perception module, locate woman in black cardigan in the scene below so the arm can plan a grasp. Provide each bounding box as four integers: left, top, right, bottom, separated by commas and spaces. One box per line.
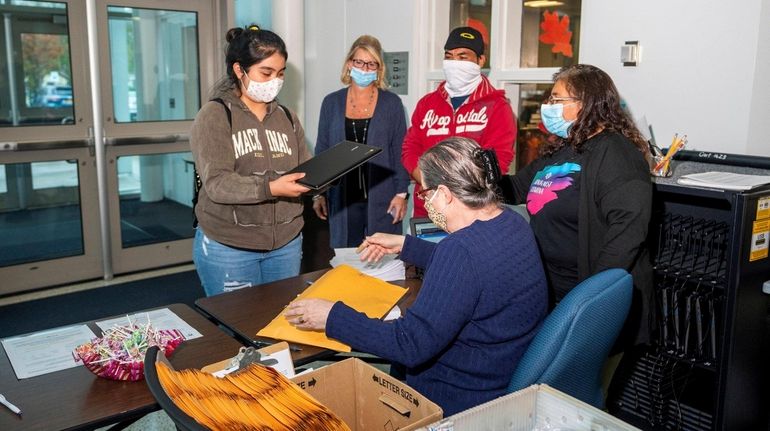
500, 64, 654, 347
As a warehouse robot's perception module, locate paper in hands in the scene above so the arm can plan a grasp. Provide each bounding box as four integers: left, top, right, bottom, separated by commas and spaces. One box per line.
257, 265, 408, 352
330, 247, 405, 281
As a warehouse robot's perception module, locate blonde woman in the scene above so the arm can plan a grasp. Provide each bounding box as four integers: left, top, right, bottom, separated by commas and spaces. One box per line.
312, 35, 410, 247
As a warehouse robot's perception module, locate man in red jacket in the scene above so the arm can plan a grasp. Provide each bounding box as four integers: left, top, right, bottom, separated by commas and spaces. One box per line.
402, 26, 517, 218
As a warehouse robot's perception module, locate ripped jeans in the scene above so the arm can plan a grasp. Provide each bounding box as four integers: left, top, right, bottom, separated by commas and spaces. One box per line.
193, 228, 303, 297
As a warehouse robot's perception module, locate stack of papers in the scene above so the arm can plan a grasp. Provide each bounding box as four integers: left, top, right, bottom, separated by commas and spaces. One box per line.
677, 171, 770, 191
330, 247, 405, 281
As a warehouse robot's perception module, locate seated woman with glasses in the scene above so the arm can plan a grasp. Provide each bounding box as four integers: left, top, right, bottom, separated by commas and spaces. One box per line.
285, 137, 548, 416
311, 35, 410, 248
500, 64, 653, 348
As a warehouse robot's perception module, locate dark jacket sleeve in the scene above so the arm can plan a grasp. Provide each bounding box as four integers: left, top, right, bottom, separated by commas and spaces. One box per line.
315, 94, 335, 156
591, 140, 652, 272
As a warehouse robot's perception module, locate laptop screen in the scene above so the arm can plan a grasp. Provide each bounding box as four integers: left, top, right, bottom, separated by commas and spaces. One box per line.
286, 140, 381, 191
409, 218, 448, 243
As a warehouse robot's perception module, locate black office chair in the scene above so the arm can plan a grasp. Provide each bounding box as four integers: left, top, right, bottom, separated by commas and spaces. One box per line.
143, 346, 208, 431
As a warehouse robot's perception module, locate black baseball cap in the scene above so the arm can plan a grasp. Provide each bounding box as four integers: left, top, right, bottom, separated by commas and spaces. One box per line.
444, 26, 485, 56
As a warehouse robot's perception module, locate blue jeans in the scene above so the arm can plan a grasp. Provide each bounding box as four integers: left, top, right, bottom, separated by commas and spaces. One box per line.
193, 228, 303, 297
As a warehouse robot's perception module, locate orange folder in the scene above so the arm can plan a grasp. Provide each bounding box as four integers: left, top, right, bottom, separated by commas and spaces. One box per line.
256, 264, 408, 352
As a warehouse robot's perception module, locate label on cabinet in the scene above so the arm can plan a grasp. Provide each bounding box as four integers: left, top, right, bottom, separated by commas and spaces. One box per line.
757, 197, 770, 220
750, 219, 769, 261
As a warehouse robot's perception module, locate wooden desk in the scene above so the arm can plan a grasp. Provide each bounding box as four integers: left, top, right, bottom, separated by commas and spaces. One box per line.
0, 303, 242, 431
195, 269, 422, 366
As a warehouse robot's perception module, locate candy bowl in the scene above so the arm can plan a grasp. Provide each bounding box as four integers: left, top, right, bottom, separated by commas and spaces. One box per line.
74, 323, 184, 381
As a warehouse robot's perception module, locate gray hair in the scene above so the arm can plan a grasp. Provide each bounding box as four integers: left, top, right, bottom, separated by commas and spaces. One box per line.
418, 137, 500, 209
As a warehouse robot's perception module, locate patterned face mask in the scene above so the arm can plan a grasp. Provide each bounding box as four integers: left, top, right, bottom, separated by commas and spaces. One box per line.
425, 188, 448, 231
242, 74, 284, 103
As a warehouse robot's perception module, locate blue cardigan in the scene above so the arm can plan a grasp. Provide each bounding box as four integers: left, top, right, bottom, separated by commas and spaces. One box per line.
315, 88, 410, 247
326, 209, 548, 416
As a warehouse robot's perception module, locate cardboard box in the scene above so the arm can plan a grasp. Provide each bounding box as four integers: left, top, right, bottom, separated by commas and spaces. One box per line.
418, 384, 639, 431
291, 358, 443, 431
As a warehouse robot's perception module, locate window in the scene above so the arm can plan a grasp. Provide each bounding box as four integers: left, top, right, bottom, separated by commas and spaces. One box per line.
506, 82, 554, 169
520, 0, 581, 68
0, 1, 75, 127
107, 6, 200, 123
0, 160, 84, 268
449, 0, 492, 68
234, 0, 272, 29
117, 152, 195, 248
31, 160, 78, 189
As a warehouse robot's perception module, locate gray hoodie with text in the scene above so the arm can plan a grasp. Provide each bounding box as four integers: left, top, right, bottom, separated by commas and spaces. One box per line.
190, 90, 310, 250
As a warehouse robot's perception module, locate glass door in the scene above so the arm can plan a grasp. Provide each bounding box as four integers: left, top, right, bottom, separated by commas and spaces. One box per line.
96, 0, 213, 274
0, 0, 103, 295
0, 0, 215, 294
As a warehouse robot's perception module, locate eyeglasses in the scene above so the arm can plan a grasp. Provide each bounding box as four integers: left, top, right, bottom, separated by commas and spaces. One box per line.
545, 95, 580, 105
351, 58, 380, 71
416, 187, 436, 201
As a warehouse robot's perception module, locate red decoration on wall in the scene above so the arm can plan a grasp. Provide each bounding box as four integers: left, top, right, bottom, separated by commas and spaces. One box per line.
539, 10, 573, 57
466, 17, 489, 47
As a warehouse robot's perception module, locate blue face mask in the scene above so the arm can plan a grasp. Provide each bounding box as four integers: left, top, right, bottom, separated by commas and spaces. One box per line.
350, 67, 377, 87
540, 103, 575, 138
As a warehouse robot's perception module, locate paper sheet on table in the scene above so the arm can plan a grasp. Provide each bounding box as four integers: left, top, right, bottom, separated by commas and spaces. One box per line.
257, 264, 408, 352
330, 247, 405, 281
677, 171, 770, 191
2, 324, 97, 379
95, 308, 202, 340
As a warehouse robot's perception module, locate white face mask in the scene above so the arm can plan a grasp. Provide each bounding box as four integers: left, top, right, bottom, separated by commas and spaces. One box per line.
242, 74, 284, 103
442, 59, 482, 98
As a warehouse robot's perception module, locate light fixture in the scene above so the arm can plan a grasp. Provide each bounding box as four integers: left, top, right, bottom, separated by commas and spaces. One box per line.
523, 0, 565, 7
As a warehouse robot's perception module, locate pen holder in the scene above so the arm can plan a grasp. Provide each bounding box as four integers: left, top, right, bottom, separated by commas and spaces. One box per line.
651, 155, 673, 177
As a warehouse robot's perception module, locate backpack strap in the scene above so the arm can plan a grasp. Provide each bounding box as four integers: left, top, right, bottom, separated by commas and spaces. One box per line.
278, 104, 295, 132
210, 97, 232, 127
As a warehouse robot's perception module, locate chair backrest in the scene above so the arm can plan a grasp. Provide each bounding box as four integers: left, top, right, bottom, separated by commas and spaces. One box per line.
507, 268, 633, 408
144, 346, 209, 431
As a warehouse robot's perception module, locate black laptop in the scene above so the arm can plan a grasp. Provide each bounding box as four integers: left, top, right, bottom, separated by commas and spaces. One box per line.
287, 140, 382, 191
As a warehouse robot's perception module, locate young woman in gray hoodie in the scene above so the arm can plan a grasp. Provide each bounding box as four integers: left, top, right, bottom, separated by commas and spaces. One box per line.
190, 25, 310, 296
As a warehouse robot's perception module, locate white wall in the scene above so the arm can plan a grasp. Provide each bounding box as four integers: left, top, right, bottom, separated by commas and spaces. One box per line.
303, 0, 414, 149
304, 0, 770, 158
580, 0, 767, 156
747, 0, 770, 156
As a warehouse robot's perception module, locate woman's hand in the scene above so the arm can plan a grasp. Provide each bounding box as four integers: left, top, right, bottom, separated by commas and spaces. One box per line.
284, 298, 335, 331
357, 232, 405, 263
270, 172, 311, 197
387, 195, 407, 224
312, 195, 328, 220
